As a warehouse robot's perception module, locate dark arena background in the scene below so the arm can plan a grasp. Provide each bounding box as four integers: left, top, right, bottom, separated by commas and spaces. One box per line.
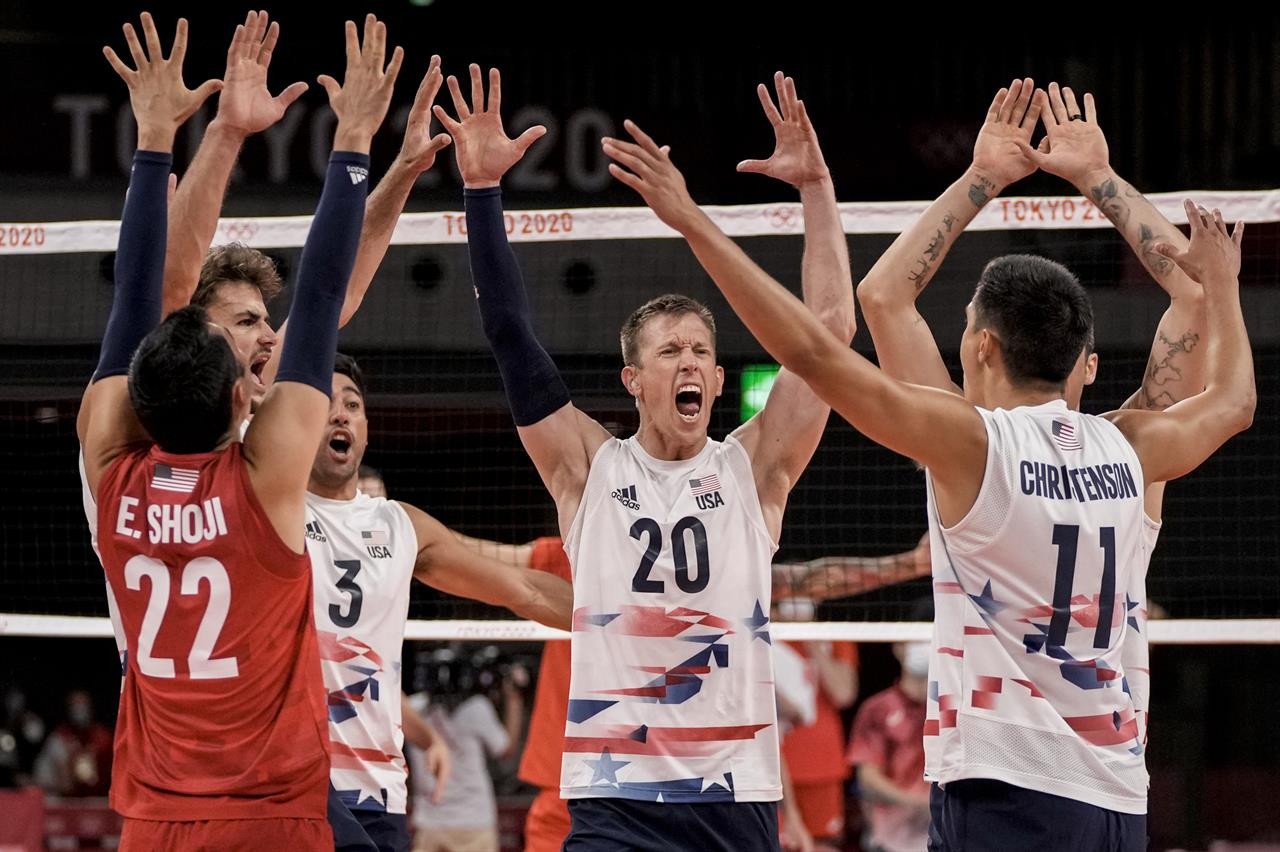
0, 4, 1277, 849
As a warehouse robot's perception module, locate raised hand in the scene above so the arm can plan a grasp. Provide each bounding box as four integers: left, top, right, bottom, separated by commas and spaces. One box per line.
1154, 201, 1244, 286
397, 55, 453, 174
1018, 82, 1110, 187
971, 77, 1041, 189
316, 14, 404, 152
214, 10, 308, 137
432, 64, 546, 188
103, 13, 222, 150
736, 71, 830, 188
603, 120, 701, 233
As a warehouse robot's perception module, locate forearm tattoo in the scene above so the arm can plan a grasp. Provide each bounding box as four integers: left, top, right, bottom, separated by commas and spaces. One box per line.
968, 175, 996, 207
1139, 223, 1175, 277
1090, 177, 1130, 229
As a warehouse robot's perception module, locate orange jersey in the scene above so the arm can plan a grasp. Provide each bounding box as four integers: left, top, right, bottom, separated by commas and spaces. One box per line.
517, 538, 572, 790
780, 641, 858, 784
96, 443, 329, 820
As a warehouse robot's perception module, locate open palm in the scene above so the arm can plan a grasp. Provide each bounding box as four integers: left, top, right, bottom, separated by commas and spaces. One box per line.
971, 77, 1041, 188
433, 64, 545, 188
737, 72, 828, 188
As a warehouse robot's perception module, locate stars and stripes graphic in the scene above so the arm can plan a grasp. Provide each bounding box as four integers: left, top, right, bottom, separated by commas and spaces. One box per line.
361, 529, 388, 546
1051, 419, 1083, 451
151, 462, 199, 493
689, 475, 720, 497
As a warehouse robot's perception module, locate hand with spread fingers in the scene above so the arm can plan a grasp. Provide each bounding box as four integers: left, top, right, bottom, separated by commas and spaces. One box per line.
214, 9, 308, 138
1155, 201, 1244, 287
103, 13, 222, 151
971, 76, 1042, 189
603, 119, 702, 233
432, 64, 547, 188
396, 55, 453, 174
316, 14, 404, 152
737, 71, 830, 189
1018, 82, 1110, 188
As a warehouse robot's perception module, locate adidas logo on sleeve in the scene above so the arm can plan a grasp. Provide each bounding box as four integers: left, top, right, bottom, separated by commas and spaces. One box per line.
347, 165, 368, 185
610, 484, 640, 511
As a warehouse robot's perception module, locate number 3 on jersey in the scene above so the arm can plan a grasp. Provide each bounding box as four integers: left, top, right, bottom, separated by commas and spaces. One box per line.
630, 516, 710, 594
123, 555, 239, 679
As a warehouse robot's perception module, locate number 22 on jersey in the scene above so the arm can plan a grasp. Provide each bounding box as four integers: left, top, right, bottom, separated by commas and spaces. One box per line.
123, 555, 239, 679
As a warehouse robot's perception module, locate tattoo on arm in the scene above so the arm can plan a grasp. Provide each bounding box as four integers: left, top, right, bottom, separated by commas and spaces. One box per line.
1138, 223, 1174, 277
1134, 330, 1201, 410
1090, 178, 1131, 229
967, 176, 996, 207
941, 212, 957, 232
908, 229, 948, 292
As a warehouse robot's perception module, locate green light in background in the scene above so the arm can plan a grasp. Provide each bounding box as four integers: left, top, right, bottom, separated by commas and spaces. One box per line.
740, 364, 780, 423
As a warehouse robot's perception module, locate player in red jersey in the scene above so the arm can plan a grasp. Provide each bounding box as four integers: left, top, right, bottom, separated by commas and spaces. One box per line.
78, 13, 401, 850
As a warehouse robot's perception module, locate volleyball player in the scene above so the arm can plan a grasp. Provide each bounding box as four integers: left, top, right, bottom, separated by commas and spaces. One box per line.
438, 67, 854, 849
604, 113, 1253, 849
80, 13, 396, 849
854, 79, 1208, 767
307, 353, 572, 852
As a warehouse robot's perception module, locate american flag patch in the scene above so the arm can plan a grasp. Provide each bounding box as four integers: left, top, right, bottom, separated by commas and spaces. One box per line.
689, 474, 721, 497
151, 463, 199, 493
361, 529, 389, 546
1051, 419, 1083, 451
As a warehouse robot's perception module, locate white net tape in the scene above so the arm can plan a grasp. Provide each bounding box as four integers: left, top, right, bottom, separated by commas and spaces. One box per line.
1, 189, 1277, 255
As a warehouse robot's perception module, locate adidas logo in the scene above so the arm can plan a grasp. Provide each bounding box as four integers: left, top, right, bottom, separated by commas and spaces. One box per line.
347, 165, 369, 185
610, 484, 640, 511
305, 520, 328, 543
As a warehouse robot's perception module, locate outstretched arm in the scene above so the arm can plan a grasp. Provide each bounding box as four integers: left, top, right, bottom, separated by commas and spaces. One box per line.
403, 502, 573, 630
435, 64, 610, 533
857, 78, 1041, 392
162, 10, 306, 314
773, 533, 931, 600
604, 121, 988, 525
244, 15, 398, 550
1106, 203, 1254, 486
82, 13, 221, 493
728, 72, 857, 539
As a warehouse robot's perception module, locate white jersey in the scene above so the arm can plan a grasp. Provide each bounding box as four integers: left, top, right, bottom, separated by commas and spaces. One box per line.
305, 491, 418, 814
562, 435, 781, 803
1122, 515, 1160, 750
923, 400, 1148, 814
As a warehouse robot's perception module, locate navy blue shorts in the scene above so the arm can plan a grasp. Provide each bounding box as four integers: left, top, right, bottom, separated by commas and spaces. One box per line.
565, 797, 780, 852
927, 779, 1147, 852
327, 785, 409, 852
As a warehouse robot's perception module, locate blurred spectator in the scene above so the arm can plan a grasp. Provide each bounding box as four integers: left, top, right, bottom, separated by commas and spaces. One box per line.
847, 621, 932, 852
1, 687, 47, 787
358, 465, 387, 498
407, 647, 525, 852
34, 690, 112, 796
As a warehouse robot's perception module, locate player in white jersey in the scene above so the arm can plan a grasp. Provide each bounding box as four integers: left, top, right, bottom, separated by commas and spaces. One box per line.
604, 99, 1254, 849
436, 67, 855, 849
853, 81, 1212, 771
307, 353, 572, 852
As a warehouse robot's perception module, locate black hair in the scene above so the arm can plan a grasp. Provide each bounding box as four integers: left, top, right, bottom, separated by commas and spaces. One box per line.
128, 305, 241, 453
333, 352, 367, 398
972, 254, 1093, 386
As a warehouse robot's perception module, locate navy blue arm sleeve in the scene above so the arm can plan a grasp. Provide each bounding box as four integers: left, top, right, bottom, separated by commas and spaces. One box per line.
274, 152, 370, 395
464, 187, 571, 426
92, 150, 172, 381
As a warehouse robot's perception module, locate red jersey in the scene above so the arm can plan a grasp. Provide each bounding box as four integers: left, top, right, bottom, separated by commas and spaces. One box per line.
96, 443, 328, 821
516, 538, 571, 790
780, 641, 858, 784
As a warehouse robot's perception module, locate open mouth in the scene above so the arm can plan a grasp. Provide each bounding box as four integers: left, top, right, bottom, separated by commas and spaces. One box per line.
327, 428, 354, 460
249, 354, 269, 390
675, 383, 703, 422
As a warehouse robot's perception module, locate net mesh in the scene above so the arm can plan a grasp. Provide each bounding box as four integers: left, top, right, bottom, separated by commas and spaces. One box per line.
1, 193, 1277, 642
